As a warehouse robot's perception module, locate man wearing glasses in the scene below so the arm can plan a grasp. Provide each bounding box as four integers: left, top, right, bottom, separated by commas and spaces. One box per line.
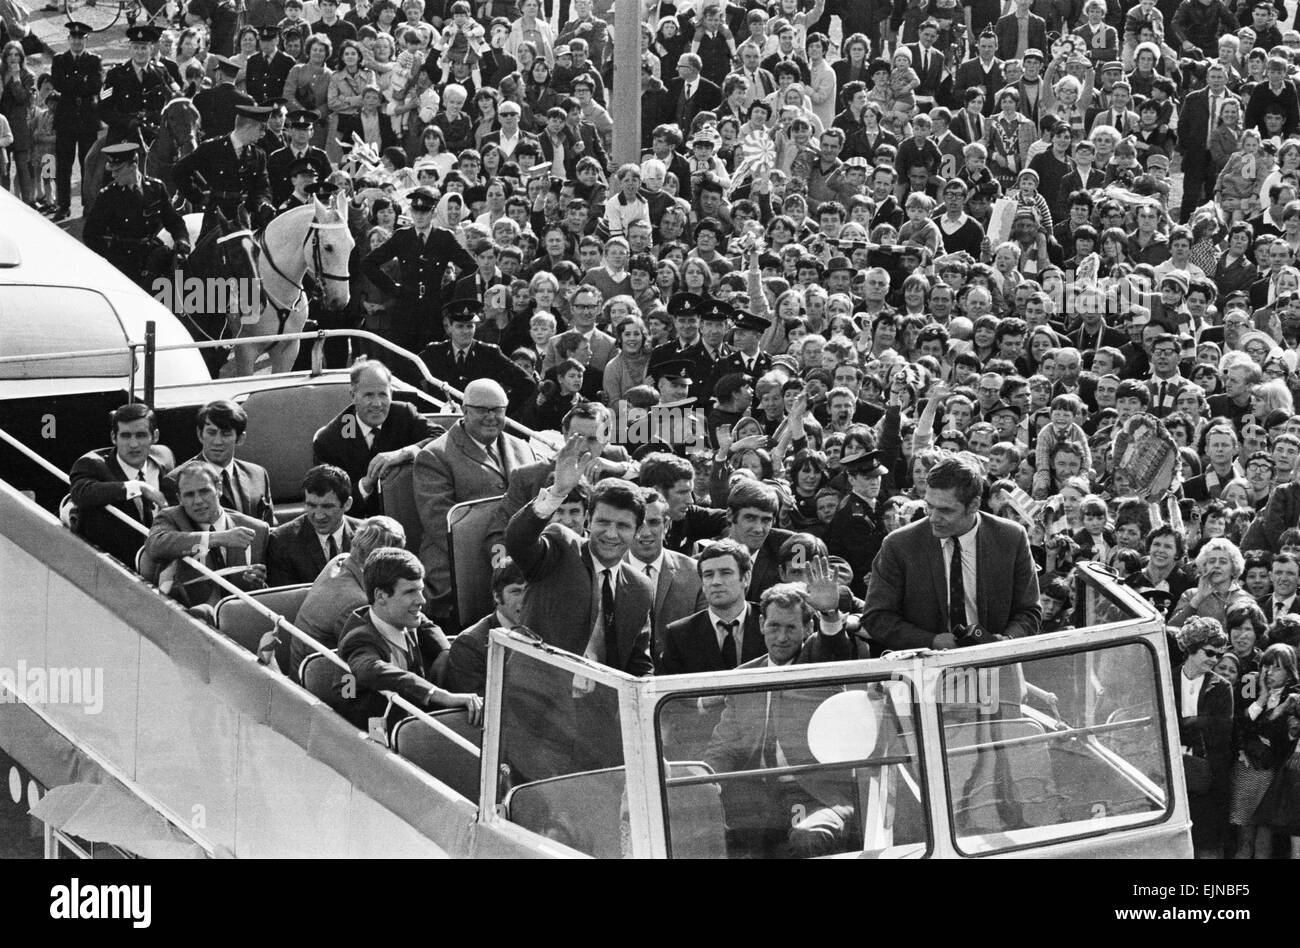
1144, 333, 1189, 419
543, 285, 616, 374
413, 379, 538, 625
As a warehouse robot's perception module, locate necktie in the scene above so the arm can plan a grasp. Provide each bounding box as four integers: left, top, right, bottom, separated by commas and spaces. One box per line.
644, 562, 654, 580
208, 526, 226, 570
601, 569, 618, 667
948, 537, 967, 634
327, 533, 339, 559
485, 440, 500, 469
221, 468, 236, 510
135, 468, 149, 524
364, 426, 376, 450
456, 350, 466, 372
719, 619, 738, 668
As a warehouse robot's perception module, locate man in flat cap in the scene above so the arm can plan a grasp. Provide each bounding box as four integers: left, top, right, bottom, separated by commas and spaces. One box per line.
173, 98, 277, 233
84, 142, 191, 289
51, 21, 103, 221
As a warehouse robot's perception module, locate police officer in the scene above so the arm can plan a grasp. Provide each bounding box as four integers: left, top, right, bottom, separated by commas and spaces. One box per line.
824, 450, 889, 597
277, 156, 320, 211
256, 98, 290, 156
244, 26, 296, 105
51, 21, 102, 221
419, 297, 537, 411
361, 186, 477, 381
709, 309, 773, 395
83, 143, 191, 290
266, 109, 332, 205
99, 25, 179, 148
647, 291, 709, 386
647, 359, 706, 452
173, 100, 277, 234
192, 55, 244, 137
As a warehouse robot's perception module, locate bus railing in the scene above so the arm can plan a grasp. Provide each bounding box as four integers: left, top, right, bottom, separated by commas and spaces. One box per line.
0, 423, 480, 762
0, 327, 553, 448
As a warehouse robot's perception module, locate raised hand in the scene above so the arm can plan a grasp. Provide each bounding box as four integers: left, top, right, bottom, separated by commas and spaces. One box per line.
552, 432, 592, 497
805, 554, 840, 614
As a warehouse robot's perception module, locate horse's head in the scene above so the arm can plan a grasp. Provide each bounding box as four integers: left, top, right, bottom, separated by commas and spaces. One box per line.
307, 190, 355, 311
189, 207, 262, 324
162, 97, 201, 159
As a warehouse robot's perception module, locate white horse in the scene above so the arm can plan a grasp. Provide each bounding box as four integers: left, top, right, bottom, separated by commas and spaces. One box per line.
237, 190, 355, 377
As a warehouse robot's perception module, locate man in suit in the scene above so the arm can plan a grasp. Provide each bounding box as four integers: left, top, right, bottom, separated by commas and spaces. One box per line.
639, 451, 730, 554
906, 20, 946, 109
293, 514, 405, 675
50, 21, 103, 221
669, 53, 721, 134
69, 402, 174, 569
723, 479, 795, 601
955, 29, 1003, 115
702, 579, 865, 858
244, 26, 296, 105
560, 95, 611, 175
450, 238, 508, 302
728, 42, 777, 110
312, 358, 443, 517
1258, 552, 1300, 621
1183, 424, 1243, 503
542, 284, 617, 374
660, 538, 756, 675
140, 460, 271, 611
414, 379, 537, 620
486, 401, 634, 562
865, 454, 1041, 650
995, 0, 1047, 62
444, 556, 527, 696
336, 548, 482, 730
761, 24, 811, 84
1178, 64, 1239, 223
162, 399, 276, 525
479, 99, 541, 163
633, 489, 706, 659
266, 464, 360, 586
420, 297, 537, 417
503, 443, 655, 778
266, 109, 332, 206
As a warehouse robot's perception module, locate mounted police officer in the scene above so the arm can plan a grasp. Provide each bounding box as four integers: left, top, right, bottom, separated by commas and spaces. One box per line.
266, 109, 332, 205
83, 142, 191, 291
50, 21, 102, 221
244, 26, 296, 106
99, 24, 179, 149
361, 186, 478, 383
192, 55, 243, 137
172, 99, 278, 235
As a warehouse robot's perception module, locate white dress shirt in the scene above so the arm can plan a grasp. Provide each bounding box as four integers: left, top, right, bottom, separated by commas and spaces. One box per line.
708, 603, 748, 654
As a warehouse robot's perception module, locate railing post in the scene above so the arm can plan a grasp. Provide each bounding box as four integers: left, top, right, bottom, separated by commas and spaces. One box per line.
143, 322, 156, 408
310, 331, 326, 376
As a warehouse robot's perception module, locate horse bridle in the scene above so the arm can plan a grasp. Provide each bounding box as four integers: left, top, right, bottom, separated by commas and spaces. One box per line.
255, 216, 351, 331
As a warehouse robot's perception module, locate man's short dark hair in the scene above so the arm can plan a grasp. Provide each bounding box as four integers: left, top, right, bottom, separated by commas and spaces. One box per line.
491, 556, 526, 599
759, 582, 816, 625
195, 399, 248, 436
697, 537, 754, 577
639, 452, 695, 492
924, 455, 985, 507
727, 478, 780, 517
111, 401, 157, 434
364, 547, 423, 603
588, 477, 646, 525
1115, 379, 1152, 406
562, 400, 611, 434
778, 532, 828, 568
302, 464, 352, 503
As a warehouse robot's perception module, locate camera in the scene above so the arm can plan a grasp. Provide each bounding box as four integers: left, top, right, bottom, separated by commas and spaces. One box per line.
952, 623, 988, 648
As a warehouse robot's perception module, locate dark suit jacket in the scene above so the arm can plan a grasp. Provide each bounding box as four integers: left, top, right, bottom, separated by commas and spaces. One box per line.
994, 12, 1047, 61
478, 129, 541, 160
1244, 481, 1300, 552
69, 445, 176, 567
905, 42, 945, 97
748, 527, 796, 601
266, 512, 360, 586
419, 339, 537, 412
1175, 670, 1234, 794
1177, 87, 1241, 157
505, 504, 655, 676
955, 57, 1004, 112
1068, 322, 1128, 352
649, 550, 705, 659
660, 604, 765, 674
312, 402, 443, 517
336, 605, 450, 728
140, 506, 269, 607
443, 610, 503, 696
864, 512, 1041, 651
667, 76, 722, 132
163, 455, 276, 526
1256, 592, 1300, 622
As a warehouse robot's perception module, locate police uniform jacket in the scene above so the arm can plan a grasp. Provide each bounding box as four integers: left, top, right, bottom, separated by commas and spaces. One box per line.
173, 134, 275, 222
192, 82, 244, 138
824, 492, 887, 597
266, 143, 332, 205
99, 59, 178, 145
244, 49, 296, 104
83, 176, 189, 273
708, 349, 772, 389
419, 339, 537, 408
51, 49, 103, 135
361, 225, 477, 338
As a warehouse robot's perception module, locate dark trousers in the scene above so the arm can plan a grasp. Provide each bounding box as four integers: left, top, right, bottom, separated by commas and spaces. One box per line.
1179, 146, 1216, 223
55, 129, 97, 212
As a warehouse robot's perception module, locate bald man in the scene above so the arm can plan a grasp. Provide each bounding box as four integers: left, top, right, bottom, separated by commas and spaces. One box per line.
413, 379, 538, 624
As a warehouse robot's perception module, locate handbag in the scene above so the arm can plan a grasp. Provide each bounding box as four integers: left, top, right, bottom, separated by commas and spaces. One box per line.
1182, 752, 1212, 795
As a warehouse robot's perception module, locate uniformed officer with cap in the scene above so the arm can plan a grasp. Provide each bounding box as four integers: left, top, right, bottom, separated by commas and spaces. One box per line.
277, 156, 321, 210
266, 109, 332, 205
648, 359, 706, 452
244, 26, 296, 105
51, 20, 103, 221
647, 291, 714, 400
256, 98, 290, 156
83, 142, 191, 290
361, 186, 478, 379
173, 99, 277, 233
709, 308, 773, 397
418, 297, 537, 410
695, 296, 734, 398
193, 55, 244, 138
825, 449, 889, 596
99, 24, 179, 149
